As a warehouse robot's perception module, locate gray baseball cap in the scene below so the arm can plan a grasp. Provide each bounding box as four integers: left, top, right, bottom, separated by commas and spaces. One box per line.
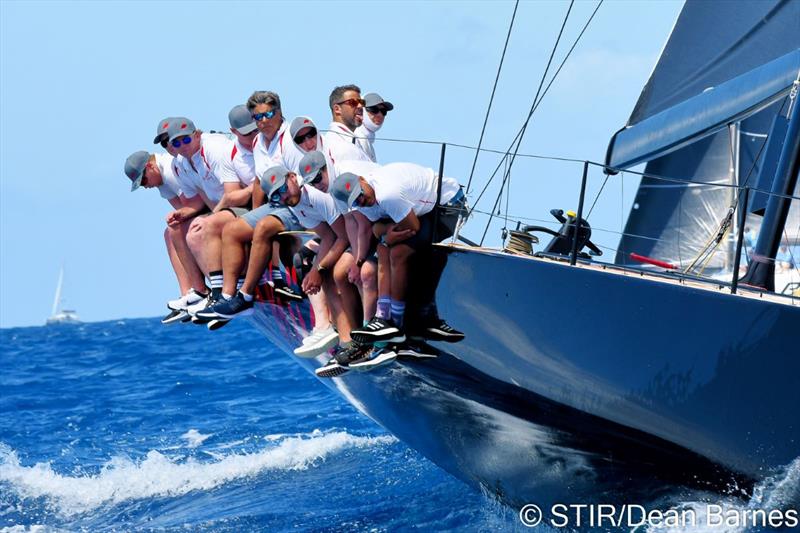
261, 165, 292, 198
298, 151, 327, 185
331, 172, 362, 207
228, 105, 257, 134
289, 116, 317, 140
363, 93, 394, 111
153, 117, 174, 144
167, 117, 197, 142
124, 150, 150, 191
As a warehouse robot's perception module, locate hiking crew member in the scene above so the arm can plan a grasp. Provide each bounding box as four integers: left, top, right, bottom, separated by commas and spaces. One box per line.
185, 106, 258, 316
324, 84, 373, 163
124, 149, 204, 323
197, 165, 303, 320
355, 92, 393, 162
331, 163, 466, 351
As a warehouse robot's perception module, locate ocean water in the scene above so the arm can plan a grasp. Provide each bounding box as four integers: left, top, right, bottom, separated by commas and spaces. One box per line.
0, 318, 519, 532
3, 319, 799, 533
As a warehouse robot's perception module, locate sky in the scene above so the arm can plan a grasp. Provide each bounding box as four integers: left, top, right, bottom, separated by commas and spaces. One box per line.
0, 0, 683, 328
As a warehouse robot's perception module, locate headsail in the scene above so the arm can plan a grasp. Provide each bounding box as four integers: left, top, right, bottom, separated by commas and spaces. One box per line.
610, 0, 800, 269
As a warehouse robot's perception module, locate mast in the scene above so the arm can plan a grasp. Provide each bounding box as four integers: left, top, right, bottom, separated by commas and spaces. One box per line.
740, 81, 800, 290
51, 266, 63, 316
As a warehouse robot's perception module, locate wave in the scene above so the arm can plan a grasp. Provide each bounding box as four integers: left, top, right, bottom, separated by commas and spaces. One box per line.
0, 431, 396, 517
645, 457, 800, 533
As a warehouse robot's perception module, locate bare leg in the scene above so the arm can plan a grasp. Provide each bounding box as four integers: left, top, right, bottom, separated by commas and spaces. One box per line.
165, 227, 192, 295
389, 244, 414, 303
361, 259, 379, 321
334, 252, 361, 332
168, 221, 207, 291
186, 211, 235, 275
221, 219, 254, 295
241, 216, 285, 295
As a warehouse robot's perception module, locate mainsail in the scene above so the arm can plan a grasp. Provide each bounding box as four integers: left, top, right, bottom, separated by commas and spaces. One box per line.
607, 0, 800, 268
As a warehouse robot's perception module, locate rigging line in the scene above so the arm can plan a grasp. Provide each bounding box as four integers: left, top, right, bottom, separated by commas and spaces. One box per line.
473, 0, 603, 238
465, 0, 519, 197
587, 171, 610, 218
479, 0, 575, 246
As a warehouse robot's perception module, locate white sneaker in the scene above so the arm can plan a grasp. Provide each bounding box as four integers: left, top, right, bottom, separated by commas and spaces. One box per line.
167, 288, 206, 311
186, 294, 212, 316
294, 326, 339, 357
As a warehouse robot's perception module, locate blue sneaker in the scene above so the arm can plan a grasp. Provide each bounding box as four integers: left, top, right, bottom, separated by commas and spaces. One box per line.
197, 292, 253, 319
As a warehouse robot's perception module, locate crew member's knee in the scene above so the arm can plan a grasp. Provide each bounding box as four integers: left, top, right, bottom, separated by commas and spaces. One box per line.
390, 244, 414, 263
361, 261, 377, 289
222, 219, 252, 244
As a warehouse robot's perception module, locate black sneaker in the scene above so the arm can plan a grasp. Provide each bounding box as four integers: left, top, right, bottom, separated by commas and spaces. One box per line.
315, 355, 350, 378
161, 309, 188, 325
333, 342, 371, 365
351, 317, 405, 344
423, 318, 465, 342
272, 280, 304, 301
197, 292, 254, 319
206, 318, 231, 331
349, 345, 399, 371
397, 341, 438, 360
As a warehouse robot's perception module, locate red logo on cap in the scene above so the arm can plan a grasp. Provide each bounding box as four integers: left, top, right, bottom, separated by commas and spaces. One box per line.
345, 182, 351, 191
162, 122, 169, 130
303, 119, 310, 124
180, 123, 187, 129
270, 175, 276, 183
304, 165, 311, 173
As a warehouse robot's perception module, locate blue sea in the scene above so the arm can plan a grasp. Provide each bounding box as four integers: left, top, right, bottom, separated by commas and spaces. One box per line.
0, 318, 518, 532
2, 319, 799, 532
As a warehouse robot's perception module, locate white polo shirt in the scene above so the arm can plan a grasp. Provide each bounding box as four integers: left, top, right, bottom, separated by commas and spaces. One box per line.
154, 152, 182, 201
175, 133, 240, 204
323, 122, 373, 165
357, 162, 460, 223
292, 185, 341, 229
253, 122, 289, 179
232, 138, 256, 186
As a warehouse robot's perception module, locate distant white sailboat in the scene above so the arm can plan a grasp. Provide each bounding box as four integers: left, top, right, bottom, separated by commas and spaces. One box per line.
46, 266, 80, 325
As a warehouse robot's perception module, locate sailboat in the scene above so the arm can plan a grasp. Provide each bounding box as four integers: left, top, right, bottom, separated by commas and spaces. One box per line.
46, 266, 81, 325
239, 0, 798, 509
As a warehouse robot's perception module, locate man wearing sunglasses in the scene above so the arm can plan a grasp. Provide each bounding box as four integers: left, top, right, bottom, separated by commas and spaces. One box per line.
265, 163, 356, 358
162, 117, 252, 318
355, 92, 394, 162
247, 91, 287, 179
197, 165, 304, 321
330, 164, 466, 353
124, 148, 208, 323
182, 106, 260, 321
325, 84, 374, 164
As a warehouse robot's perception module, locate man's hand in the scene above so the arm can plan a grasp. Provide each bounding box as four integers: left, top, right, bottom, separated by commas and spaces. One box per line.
166, 207, 195, 227
302, 268, 323, 295
385, 226, 416, 246
348, 261, 362, 285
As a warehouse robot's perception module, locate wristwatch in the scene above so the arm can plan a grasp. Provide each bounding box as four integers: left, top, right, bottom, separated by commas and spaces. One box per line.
317, 264, 328, 273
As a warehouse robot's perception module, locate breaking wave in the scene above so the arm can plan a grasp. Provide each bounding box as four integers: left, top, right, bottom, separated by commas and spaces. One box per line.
0, 431, 396, 517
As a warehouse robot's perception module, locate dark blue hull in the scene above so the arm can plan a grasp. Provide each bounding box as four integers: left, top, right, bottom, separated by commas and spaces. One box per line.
246, 246, 800, 508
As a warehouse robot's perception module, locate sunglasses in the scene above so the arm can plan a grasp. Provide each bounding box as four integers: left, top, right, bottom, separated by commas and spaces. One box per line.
171, 136, 192, 148
351, 192, 365, 208
252, 110, 276, 121
140, 167, 149, 187
308, 167, 325, 185
366, 106, 389, 116
270, 183, 289, 205
293, 128, 317, 144
336, 98, 366, 108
